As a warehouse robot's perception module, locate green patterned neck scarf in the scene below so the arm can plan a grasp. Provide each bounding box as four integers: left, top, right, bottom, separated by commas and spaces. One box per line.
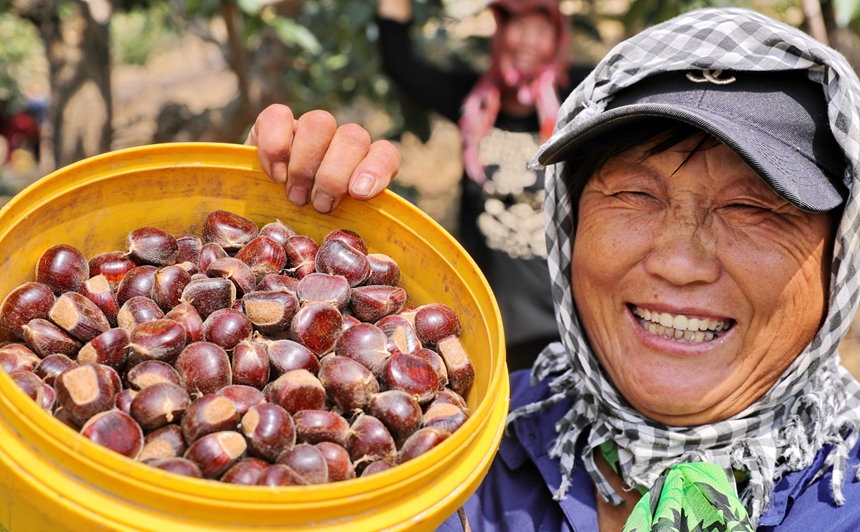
623, 463, 753, 532
600, 442, 754, 531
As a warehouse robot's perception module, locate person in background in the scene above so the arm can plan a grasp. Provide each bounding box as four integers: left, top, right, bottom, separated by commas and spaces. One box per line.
375, 0, 594, 371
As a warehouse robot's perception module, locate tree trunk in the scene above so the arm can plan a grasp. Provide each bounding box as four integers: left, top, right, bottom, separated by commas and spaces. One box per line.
14, 0, 112, 168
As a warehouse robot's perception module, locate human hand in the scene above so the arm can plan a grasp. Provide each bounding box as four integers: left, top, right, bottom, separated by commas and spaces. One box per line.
245, 104, 401, 214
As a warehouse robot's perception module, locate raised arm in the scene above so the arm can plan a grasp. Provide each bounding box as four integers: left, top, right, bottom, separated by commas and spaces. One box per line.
245, 104, 401, 214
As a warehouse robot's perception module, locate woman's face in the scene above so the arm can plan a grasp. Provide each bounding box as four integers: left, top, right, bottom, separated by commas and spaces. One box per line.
500, 12, 557, 73
572, 138, 833, 426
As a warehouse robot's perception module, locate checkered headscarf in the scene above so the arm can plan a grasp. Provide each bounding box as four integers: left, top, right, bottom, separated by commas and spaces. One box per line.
510, 7, 860, 526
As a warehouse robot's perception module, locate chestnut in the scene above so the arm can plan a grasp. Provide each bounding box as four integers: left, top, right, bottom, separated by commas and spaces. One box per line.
202, 308, 252, 351
125, 360, 182, 390
184, 430, 247, 479
375, 315, 421, 355
129, 381, 191, 432
48, 291, 111, 343
147, 457, 202, 478
215, 384, 265, 416
265, 339, 319, 379
8, 370, 45, 406
126, 226, 179, 267
202, 210, 258, 252
89, 251, 136, 287
397, 427, 450, 464
361, 459, 394, 477
164, 302, 204, 343
34, 354, 78, 387
235, 235, 287, 282
367, 390, 423, 442
296, 273, 350, 311
231, 340, 270, 390
138, 423, 185, 462
318, 355, 379, 413
259, 220, 297, 247
241, 402, 296, 462
207, 257, 256, 298
80, 409, 144, 459
414, 303, 461, 346
293, 409, 350, 446
315, 441, 355, 481
242, 290, 299, 336
181, 394, 240, 443
284, 235, 318, 279
277, 443, 328, 484
54, 363, 117, 426
314, 239, 370, 287
323, 229, 368, 255
78, 274, 119, 326
115, 265, 157, 308
175, 234, 203, 265
334, 322, 390, 378
365, 253, 400, 286
180, 277, 236, 320
256, 273, 299, 294
127, 319, 187, 365
36, 244, 89, 295
290, 302, 343, 356
174, 342, 232, 396
382, 352, 439, 404
435, 336, 476, 396
114, 388, 138, 415
116, 296, 164, 332
152, 265, 192, 312
345, 414, 396, 464
22, 318, 81, 358
349, 286, 407, 323
77, 327, 130, 370
422, 402, 469, 433
220, 457, 269, 485
265, 369, 326, 415
197, 243, 228, 276
257, 464, 308, 486
0, 282, 55, 340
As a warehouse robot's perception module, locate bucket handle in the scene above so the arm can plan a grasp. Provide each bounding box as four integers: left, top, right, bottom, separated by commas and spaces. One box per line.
457, 507, 472, 532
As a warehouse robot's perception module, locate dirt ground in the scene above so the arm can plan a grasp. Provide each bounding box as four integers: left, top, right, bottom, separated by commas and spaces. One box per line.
8, 31, 860, 381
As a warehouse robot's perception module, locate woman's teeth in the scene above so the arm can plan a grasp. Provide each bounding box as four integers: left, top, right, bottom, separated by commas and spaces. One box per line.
632, 306, 730, 343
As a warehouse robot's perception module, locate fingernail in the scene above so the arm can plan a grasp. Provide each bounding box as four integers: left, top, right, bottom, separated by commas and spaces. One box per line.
289, 186, 309, 206
272, 162, 287, 183
351, 173, 375, 197
313, 192, 335, 213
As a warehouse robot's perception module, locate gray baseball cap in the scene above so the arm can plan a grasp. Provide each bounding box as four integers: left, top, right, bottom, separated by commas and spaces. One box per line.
538, 69, 849, 212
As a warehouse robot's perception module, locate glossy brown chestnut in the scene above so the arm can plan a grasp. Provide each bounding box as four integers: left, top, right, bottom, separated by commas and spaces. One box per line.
284, 235, 318, 279
125, 360, 182, 390
349, 286, 407, 323
318, 355, 379, 413
256, 273, 299, 294
202, 210, 258, 252
314, 240, 370, 288
293, 409, 350, 446
360, 459, 394, 477
422, 402, 469, 433
54, 363, 117, 426
414, 303, 462, 346
266, 339, 318, 379
126, 226, 179, 267
80, 409, 145, 459
174, 342, 232, 396
202, 308, 252, 352
180, 277, 236, 320
277, 443, 328, 484
290, 302, 343, 356
334, 322, 390, 377
164, 302, 204, 343
435, 335, 476, 396
382, 352, 439, 404
117, 296, 164, 332
34, 354, 78, 387
235, 235, 287, 282
175, 234, 203, 266
215, 384, 265, 416
231, 340, 270, 389
181, 394, 240, 443
0, 282, 55, 340
147, 457, 202, 478
78, 274, 119, 327
207, 257, 256, 298
365, 253, 400, 286
114, 388, 137, 415
36, 244, 89, 295
323, 229, 368, 255
22, 318, 81, 358
256, 464, 308, 486
220, 457, 269, 485
265, 369, 326, 415
127, 319, 187, 365
345, 414, 396, 464
48, 291, 111, 343
78, 327, 130, 370
375, 315, 421, 355
115, 265, 157, 308
396, 427, 450, 464
89, 251, 136, 287
296, 273, 350, 311
259, 220, 297, 246
242, 290, 299, 336
8, 370, 45, 406
129, 381, 192, 431
152, 265, 192, 312
315, 441, 355, 481
241, 402, 296, 462
184, 430, 248, 479
197, 242, 228, 275
367, 390, 423, 442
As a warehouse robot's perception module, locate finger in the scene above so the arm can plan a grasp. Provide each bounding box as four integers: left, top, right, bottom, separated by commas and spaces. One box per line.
286, 110, 338, 207
248, 104, 295, 183
311, 123, 371, 213
348, 140, 401, 200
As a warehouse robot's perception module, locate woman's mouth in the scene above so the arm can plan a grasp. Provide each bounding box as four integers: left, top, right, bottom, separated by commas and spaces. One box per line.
631, 305, 732, 343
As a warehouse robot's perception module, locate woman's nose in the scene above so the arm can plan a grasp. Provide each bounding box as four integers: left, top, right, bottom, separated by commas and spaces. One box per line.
643, 209, 721, 286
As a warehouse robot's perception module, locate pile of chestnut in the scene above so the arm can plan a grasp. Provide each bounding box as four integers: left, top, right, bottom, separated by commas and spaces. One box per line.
0, 210, 475, 485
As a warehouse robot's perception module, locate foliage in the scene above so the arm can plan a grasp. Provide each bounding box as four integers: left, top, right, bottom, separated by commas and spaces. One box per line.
0, 12, 44, 111
111, 1, 182, 66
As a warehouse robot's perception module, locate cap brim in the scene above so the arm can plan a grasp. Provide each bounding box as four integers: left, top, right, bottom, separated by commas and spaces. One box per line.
539, 103, 844, 212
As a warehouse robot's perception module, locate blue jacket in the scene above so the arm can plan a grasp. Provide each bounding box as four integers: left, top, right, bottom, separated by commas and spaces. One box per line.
437, 370, 860, 531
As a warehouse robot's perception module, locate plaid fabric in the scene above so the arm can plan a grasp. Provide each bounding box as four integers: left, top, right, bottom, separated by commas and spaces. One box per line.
510, 7, 860, 526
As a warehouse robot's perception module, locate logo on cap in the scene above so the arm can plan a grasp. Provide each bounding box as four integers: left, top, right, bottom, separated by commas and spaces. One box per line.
686, 69, 736, 85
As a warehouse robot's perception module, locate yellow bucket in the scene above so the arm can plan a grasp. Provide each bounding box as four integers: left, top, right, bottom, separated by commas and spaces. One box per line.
0, 143, 508, 531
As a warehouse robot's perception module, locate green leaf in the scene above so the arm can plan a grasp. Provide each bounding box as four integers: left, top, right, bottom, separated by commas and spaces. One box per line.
269, 16, 322, 54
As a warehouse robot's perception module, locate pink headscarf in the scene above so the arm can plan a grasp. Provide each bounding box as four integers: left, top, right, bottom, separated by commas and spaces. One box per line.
460, 0, 571, 184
